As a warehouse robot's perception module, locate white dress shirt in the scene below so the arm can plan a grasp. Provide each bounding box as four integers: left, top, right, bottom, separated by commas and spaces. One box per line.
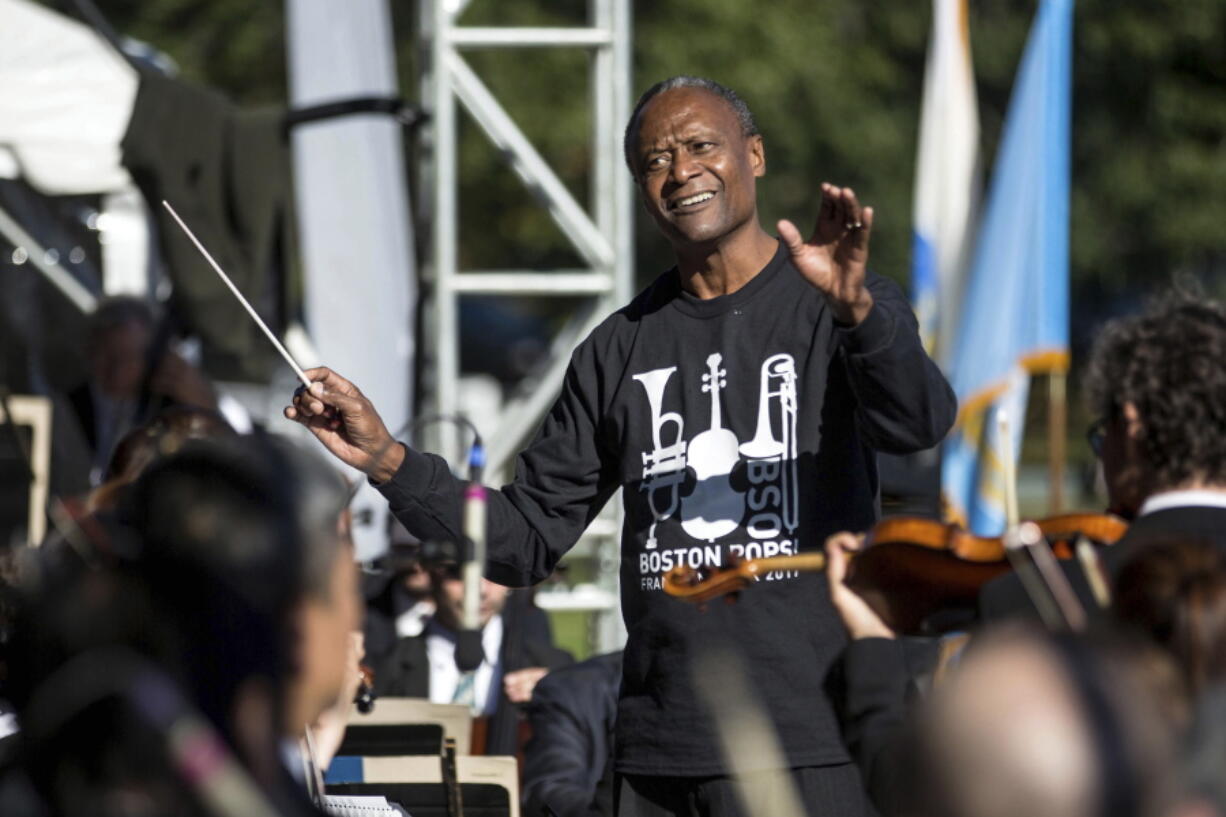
424, 615, 504, 716
395, 599, 435, 638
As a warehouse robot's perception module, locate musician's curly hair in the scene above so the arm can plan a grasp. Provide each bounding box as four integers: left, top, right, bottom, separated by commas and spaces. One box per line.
1084, 289, 1226, 491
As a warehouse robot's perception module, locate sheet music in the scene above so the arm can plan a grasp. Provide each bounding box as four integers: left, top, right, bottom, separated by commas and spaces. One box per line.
321, 794, 403, 817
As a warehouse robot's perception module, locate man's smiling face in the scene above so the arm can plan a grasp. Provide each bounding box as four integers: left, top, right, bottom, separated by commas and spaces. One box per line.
632, 87, 765, 250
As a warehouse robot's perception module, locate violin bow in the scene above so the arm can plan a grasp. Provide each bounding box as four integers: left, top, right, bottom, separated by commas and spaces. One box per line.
1075, 534, 1112, 609
1009, 523, 1087, 631
691, 647, 807, 817
1000, 410, 1021, 531
998, 410, 1088, 631
1001, 529, 1064, 630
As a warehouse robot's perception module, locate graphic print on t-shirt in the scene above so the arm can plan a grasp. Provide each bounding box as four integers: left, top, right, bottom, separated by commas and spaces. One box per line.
632, 365, 687, 551
739, 353, 800, 536
633, 352, 800, 592
681, 353, 741, 541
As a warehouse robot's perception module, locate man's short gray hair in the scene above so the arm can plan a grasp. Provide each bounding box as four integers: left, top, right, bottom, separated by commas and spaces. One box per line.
622, 76, 760, 175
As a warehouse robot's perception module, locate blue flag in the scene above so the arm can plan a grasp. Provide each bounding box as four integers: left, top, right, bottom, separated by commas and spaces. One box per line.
942, 0, 1072, 534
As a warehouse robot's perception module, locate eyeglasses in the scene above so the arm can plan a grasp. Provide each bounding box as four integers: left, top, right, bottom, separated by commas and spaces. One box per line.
1086, 417, 1107, 458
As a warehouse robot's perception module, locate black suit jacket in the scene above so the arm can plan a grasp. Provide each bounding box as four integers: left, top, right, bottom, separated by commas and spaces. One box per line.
67, 383, 100, 452
978, 504, 1226, 623
364, 578, 556, 674
372, 594, 572, 755
1100, 505, 1226, 570
522, 651, 622, 817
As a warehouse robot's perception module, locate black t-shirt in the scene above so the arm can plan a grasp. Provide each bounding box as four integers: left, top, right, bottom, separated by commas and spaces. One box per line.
380, 241, 955, 775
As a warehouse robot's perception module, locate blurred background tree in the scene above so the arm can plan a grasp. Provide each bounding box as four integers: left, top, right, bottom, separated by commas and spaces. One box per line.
46, 1, 1217, 656
88, 0, 1226, 467
94, 0, 1226, 301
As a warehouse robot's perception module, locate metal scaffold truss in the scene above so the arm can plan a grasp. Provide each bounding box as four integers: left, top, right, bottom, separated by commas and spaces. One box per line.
417, 0, 633, 652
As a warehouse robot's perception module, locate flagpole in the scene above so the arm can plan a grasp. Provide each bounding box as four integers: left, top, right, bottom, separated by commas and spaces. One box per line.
1048, 370, 1066, 513
998, 409, 1020, 530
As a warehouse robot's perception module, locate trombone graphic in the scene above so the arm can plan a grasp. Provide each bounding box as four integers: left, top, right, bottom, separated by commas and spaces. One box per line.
739, 353, 799, 534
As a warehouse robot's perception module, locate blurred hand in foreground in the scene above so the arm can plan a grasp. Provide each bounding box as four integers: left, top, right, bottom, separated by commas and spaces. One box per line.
310, 631, 367, 771
503, 666, 550, 704
825, 531, 895, 641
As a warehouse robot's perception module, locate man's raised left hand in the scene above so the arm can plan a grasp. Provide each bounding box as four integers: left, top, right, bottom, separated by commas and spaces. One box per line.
778, 183, 875, 326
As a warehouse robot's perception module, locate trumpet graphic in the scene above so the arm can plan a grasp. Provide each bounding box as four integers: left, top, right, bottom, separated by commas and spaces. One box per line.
634, 366, 687, 549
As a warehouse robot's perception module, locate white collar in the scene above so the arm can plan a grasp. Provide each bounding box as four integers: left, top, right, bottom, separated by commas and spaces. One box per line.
1139, 489, 1226, 517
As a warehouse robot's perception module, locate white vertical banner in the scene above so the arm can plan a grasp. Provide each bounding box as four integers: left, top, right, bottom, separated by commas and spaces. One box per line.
912, 0, 980, 368
287, 0, 415, 561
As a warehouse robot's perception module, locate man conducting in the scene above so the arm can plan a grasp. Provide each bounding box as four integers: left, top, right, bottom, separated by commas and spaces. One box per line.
288, 76, 955, 816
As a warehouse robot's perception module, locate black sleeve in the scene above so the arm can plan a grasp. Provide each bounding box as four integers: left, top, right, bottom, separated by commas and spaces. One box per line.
377, 340, 619, 587
839, 637, 915, 816
521, 677, 611, 817
836, 273, 957, 454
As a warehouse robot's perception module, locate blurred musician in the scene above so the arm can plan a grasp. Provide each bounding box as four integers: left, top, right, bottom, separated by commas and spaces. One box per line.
68, 296, 217, 487
981, 291, 1226, 621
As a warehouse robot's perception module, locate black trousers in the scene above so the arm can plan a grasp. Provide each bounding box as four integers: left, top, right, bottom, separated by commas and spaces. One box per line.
615, 764, 873, 817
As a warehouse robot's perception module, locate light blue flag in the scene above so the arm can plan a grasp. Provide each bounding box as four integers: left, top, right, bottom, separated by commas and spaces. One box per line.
942, 0, 1072, 534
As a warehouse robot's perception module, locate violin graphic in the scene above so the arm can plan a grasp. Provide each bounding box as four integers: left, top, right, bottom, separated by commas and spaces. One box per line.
681, 353, 744, 541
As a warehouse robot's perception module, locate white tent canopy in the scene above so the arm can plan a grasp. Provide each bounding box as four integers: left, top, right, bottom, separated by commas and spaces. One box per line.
287, 0, 415, 560
0, 0, 137, 195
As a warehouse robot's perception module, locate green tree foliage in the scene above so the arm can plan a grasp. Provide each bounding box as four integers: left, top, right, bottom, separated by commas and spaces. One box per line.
98, 0, 286, 105
1065, 0, 1226, 301
91, 0, 1226, 302
632, 3, 928, 286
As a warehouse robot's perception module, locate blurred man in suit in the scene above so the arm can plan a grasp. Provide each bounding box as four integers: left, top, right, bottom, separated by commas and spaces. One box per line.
523, 651, 622, 817
981, 292, 1226, 619
373, 566, 571, 755
68, 296, 217, 486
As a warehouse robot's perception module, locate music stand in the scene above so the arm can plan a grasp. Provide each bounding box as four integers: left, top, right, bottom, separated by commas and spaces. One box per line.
326, 754, 519, 817
338, 698, 473, 757
0, 393, 50, 547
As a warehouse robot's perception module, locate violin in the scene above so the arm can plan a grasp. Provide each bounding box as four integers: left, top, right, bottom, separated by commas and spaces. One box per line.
662, 513, 1127, 634
662, 552, 830, 604
354, 664, 376, 713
